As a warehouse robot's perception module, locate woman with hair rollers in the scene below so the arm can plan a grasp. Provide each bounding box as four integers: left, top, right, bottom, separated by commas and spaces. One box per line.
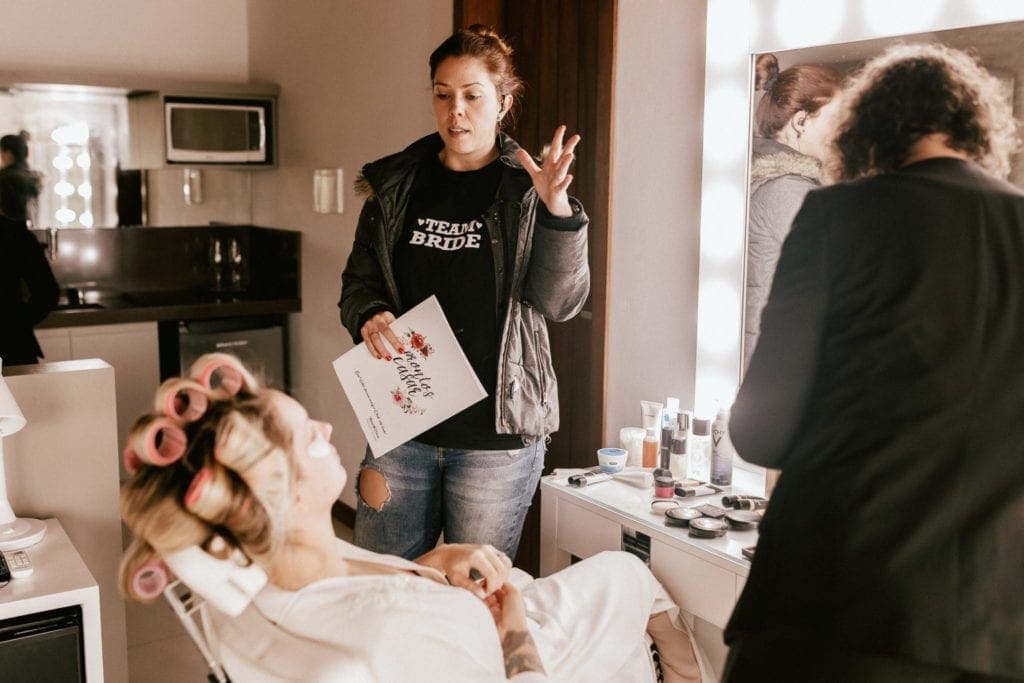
119, 354, 709, 681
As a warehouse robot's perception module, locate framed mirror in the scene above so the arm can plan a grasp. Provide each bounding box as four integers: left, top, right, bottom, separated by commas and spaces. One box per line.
694, 0, 1024, 482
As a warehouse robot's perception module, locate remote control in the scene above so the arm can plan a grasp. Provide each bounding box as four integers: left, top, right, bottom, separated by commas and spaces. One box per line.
4, 550, 33, 578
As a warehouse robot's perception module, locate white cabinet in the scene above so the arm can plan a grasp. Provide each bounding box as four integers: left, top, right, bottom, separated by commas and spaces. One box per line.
540, 474, 762, 679
37, 323, 160, 476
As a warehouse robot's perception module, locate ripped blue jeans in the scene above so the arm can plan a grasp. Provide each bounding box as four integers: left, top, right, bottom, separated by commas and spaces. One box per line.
353, 439, 545, 561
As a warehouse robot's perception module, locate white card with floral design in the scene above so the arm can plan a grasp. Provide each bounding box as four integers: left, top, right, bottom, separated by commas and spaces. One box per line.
332, 295, 487, 457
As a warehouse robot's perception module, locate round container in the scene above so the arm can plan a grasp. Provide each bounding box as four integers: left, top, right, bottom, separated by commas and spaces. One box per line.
597, 447, 628, 473
664, 506, 702, 527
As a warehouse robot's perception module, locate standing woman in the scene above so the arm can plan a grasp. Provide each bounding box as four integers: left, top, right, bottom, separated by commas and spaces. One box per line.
0, 131, 42, 225
339, 26, 589, 561
744, 55, 842, 371
725, 44, 1024, 679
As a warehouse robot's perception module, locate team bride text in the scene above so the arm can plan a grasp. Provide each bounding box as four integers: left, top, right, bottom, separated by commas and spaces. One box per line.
410, 217, 483, 251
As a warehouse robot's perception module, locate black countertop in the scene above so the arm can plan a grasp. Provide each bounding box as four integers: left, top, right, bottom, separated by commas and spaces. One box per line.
33, 225, 302, 328
39, 293, 301, 328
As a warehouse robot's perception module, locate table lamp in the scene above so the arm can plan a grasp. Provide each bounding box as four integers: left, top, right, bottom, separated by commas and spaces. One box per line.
0, 358, 47, 550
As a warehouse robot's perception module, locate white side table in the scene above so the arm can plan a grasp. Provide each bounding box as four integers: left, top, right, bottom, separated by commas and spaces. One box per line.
0, 519, 103, 681
540, 471, 761, 677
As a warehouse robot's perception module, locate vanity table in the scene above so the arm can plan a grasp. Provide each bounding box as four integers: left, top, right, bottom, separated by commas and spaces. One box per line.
539, 472, 758, 629
0, 519, 103, 681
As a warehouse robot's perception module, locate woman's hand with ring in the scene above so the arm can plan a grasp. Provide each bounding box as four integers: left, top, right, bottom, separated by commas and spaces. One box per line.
414, 543, 511, 599
360, 311, 403, 360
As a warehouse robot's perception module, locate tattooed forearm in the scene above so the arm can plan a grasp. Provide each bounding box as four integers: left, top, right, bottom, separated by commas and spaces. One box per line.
502, 629, 545, 678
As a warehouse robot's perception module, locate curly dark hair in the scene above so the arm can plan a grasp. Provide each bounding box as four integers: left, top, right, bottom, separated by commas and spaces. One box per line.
831, 43, 1019, 181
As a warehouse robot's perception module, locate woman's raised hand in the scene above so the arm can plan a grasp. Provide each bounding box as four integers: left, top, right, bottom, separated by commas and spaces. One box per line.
415, 543, 512, 599
360, 311, 404, 361
515, 124, 580, 218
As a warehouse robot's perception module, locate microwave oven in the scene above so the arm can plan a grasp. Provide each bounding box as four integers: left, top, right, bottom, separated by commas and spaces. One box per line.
163, 96, 273, 165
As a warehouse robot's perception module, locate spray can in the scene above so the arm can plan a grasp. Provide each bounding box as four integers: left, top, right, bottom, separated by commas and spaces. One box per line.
711, 406, 734, 486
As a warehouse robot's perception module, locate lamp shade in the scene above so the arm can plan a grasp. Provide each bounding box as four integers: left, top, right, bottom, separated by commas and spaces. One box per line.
0, 357, 45, 549
0, 358, 27, 436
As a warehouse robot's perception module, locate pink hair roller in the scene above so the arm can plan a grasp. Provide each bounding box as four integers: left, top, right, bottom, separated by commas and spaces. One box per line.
123, 446, 142, 475
132, 417, 187, 467
132, 558, 169, 600
156, 379, 209, 424
192, 353, 248, 397
184, 467, 214, 510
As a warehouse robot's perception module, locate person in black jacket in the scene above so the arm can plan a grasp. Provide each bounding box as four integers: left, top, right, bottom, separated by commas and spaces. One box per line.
0, 131, 42, 224
338, 25, 589, 563
724, 43, 1024, 680
0, 159, 58, 367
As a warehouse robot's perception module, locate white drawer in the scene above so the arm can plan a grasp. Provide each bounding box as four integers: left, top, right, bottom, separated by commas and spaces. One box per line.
735, 573, 747, 601
650, 538, 737, 629
555, 500, 621, 560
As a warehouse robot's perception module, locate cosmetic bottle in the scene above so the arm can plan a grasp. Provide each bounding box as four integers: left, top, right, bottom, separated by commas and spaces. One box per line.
660, 397, 679, 468
669, 426, 688, 480
653, 444, 674, 498
640, 400, 663, 468
711, 406, 735, 486
619, 427, 646, 468
688, 418, 711, 482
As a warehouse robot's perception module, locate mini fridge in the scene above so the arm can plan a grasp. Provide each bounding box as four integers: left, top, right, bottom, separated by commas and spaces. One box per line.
0, 606, 84, 682
159, 315, 289, 391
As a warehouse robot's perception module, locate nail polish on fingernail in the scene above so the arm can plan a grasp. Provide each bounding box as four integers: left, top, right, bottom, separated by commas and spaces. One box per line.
397, 347, 405, 354
385, 355, 392, 361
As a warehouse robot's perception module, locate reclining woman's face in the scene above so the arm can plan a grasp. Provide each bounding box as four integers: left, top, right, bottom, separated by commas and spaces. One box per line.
269, 391, 347, 508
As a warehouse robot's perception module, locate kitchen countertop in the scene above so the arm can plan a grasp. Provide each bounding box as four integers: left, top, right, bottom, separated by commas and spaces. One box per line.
38, 290, 301, 328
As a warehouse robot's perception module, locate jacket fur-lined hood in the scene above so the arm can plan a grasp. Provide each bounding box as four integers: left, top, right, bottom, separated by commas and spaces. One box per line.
354, 132, 527, 199
750, 136, 823, 189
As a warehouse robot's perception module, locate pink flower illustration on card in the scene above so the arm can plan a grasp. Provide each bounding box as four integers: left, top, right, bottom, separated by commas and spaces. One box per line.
405, 329, 434, 359
391, 387, 425, 415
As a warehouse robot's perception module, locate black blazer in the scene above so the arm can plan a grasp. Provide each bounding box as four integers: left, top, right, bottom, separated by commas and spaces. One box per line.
0, 217, 58, 366
727, 158, 1024, 678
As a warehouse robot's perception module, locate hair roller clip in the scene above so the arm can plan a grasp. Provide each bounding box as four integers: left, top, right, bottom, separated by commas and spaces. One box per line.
184, 466, 235, 522
190, 353, 255, 398
155, 378, 210, 424
123, 446, 142, 475
132, 557, 169, 600
131, 416, 188, 467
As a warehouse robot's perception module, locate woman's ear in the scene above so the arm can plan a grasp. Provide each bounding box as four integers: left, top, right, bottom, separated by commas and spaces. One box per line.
792, 110, 809, 136
499, 94, 513, 120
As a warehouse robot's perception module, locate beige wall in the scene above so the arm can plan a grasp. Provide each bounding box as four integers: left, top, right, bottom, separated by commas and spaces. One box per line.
0, 0, 248, 81
605, 0, 707, 443
246, 0, 452, 507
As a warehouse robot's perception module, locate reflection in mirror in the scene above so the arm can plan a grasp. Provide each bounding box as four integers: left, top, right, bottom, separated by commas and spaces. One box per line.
0, 85, 128, 228
742, 20, 1024, 373
696, 1, 1024, 489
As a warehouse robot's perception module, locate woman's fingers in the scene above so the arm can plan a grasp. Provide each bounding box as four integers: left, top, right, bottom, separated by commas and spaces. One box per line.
360, 312, 402, 360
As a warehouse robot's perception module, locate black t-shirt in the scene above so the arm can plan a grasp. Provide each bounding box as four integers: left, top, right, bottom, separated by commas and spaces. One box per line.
392, 153, 522, 449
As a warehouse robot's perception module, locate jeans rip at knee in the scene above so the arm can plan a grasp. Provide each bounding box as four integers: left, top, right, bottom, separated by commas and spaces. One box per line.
356, 465, 391, 512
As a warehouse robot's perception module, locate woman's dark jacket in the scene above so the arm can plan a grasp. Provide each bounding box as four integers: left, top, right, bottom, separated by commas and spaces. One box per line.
0, 217, 58, 365
727, 158, 1024, 678
338, 133, 590, 440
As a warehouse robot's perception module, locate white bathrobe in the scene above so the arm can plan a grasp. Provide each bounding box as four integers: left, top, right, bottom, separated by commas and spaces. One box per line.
203, 542, 705, 682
